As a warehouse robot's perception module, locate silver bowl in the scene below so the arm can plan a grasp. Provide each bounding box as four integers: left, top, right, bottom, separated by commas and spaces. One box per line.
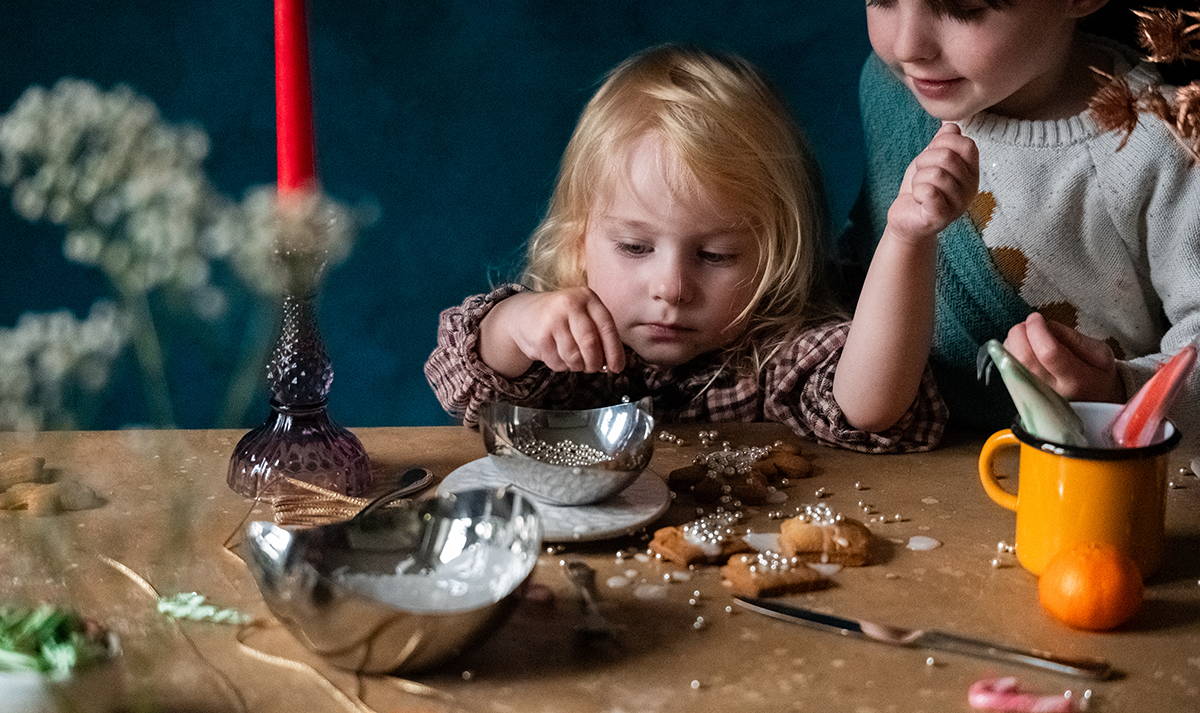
479, 398, 656, 506
243, 487, 541, 674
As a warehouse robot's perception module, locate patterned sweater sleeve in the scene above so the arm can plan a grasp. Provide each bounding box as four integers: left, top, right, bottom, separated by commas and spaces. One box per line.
1096, 112, 1200, 450
424, 284, 555, 427
762, 321, 948, 453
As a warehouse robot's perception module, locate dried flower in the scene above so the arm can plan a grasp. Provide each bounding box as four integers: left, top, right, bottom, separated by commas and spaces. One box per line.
0, 301, 129, 430
1088, 69, 1141, 150
1176, 83, 1200, 139
1134, 8, 1200, 63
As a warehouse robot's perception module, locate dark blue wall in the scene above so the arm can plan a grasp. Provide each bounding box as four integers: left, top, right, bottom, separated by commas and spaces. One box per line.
0, 1, 871, 428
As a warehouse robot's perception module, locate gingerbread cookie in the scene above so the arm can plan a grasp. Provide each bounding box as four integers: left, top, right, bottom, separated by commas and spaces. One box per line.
779, 505, 872, 566
752, 451, 812, 481
649, 512, 751, 566
721, 551, 829, 597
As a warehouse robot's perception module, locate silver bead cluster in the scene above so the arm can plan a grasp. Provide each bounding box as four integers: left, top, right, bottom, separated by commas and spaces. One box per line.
692, 444, 771, 478
747, 550, 804, 574
513, 436, 606, 467
656, 430, 688, 447
682, 511, 744, 547
697, 429, 720, 447
792, 502, 843, 526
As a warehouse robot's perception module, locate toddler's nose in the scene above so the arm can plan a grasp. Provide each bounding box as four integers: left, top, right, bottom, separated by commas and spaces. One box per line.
652, 264, 693, 305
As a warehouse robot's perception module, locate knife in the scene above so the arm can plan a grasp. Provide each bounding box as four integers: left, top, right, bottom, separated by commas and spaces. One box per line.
733, 596, 1114, 680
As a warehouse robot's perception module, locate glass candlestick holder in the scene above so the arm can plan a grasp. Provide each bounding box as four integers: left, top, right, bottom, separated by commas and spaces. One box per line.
227, 293, 371, 499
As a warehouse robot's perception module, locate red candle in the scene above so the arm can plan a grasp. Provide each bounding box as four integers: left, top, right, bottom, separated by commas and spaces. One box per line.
275, 0, 317, 193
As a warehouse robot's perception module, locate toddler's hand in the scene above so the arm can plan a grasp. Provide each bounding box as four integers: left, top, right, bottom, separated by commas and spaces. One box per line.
486, 288, 626, 375
1003, 312, 1124, 403
886, 123, 979, 246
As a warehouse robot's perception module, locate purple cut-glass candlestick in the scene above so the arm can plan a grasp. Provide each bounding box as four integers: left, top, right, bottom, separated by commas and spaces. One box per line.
227, 293, 371, 499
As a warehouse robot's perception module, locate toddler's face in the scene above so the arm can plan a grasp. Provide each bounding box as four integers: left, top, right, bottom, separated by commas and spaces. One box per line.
866, 0, 1082, 121
583, 134, 760, 367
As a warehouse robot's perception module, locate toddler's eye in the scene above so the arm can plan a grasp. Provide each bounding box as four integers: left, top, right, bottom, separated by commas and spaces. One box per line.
699, 250, 737, 266
616, 241, 651, 256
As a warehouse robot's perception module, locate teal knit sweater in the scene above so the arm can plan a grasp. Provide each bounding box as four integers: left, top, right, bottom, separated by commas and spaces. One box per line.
842, 54, 1030, 431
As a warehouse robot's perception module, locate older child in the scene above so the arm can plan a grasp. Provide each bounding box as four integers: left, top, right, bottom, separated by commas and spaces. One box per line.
426, 45, 976, 453
846, 0, 1200, 443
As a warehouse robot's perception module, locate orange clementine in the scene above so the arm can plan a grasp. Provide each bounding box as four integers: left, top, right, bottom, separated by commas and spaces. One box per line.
1038, 542, 1143, 631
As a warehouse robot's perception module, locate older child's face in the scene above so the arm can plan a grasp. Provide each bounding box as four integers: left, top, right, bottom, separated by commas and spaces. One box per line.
583, 134, 760, 367
866, 0, 1087, 120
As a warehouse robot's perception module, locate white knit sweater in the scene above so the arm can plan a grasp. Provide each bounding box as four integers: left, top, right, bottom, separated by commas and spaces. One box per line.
958, 46, 1200, 453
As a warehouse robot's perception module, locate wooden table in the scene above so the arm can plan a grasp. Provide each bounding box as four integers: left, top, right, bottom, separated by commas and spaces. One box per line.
1, 425, 1198, 712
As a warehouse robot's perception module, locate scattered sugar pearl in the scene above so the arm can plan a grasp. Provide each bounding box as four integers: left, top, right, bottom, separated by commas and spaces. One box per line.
925, 657, 938, 667
814, 487, 829, 498
692, 616, 707, 630
906, 535, 942, 551
1169, 480, 1185, 489
690, 679, 703, 690
891, 513, 905, 523
854, 481, 868, 490
688, 598, 699, 606
995, 541, 1015, 554
990, 557, 1006, 568
461, 670, 475, 681
724, 605, 735, 614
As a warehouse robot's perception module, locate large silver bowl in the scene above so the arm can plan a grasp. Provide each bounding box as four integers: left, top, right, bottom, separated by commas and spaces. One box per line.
479, 398, 656, 506
243, 487, 541, 674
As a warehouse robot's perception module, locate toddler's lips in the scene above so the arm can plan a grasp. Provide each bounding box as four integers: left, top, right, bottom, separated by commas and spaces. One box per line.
909, 76, 963, 99
640, 322, 693, 339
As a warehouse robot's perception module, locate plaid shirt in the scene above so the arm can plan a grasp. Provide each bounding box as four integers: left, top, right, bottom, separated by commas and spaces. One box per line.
425, 285, 947, 453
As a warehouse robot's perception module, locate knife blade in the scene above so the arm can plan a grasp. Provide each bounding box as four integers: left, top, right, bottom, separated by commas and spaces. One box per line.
734, 596, 1114, 680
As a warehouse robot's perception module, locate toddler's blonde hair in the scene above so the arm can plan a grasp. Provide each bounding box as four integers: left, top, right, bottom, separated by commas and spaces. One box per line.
523, 44, 829, 373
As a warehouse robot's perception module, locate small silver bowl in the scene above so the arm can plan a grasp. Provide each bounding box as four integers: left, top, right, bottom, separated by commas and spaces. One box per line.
479, 398, 656, 506
243, 487, 541, 674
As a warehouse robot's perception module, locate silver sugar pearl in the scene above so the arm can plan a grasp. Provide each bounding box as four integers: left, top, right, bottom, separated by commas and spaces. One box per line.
991, 557, 1004, 568
724, 605, 734, 614
690, 679, 703, 690
461, 670, 475, 681
692, 616, 706, 630
925, 656, 937, 667
688, 598, 699, 606
854, 481, 868, 490
692, 590, 702, 598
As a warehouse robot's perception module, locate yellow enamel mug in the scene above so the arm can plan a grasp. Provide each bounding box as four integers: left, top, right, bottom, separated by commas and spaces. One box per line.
977, 401, 1181, 577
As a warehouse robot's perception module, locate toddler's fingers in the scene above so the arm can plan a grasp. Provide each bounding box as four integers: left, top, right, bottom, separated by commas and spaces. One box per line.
586, 299, 625, 373
567, 310, 605, 372
1036, 313, 1115, 370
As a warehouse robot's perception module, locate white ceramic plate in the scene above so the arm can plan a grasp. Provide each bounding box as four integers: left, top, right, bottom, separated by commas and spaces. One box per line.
439, 456, 671, 542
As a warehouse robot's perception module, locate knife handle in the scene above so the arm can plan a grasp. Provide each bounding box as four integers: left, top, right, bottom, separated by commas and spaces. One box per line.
923, 630, 1114, 680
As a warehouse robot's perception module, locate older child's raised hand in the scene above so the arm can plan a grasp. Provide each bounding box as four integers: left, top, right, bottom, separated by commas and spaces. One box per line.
479, 288, 626, 379
1004, 312, 1124, 403
885, 123, 979, 247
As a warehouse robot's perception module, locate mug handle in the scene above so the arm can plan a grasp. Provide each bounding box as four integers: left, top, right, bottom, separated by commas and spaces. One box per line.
978, 429, 1019, 512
